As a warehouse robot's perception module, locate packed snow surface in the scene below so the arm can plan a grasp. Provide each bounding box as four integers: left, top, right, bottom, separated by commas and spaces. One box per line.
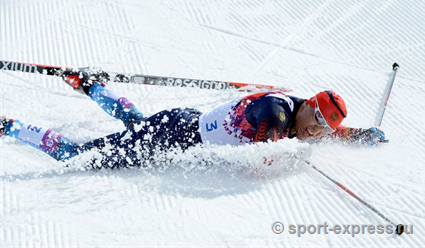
1, 0, 424, 247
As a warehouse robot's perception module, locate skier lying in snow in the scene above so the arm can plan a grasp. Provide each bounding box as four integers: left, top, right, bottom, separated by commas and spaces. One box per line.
0, 70, 386, 168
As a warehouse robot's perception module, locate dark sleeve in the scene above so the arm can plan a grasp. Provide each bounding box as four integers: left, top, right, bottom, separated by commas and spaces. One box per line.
250, 103, 289, 142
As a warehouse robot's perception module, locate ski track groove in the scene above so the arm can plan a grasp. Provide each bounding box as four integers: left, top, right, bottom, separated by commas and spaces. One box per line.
0, 1, 5, 47
275, 180, 297, 222
313, 165, 377, 219
2, 0, 425, 247
286, 179, 312, 224
304, 176, 351, 224
294, 1, 425, 82
278, 180, 301, 224
255, 186, 285, 227
350, 176, 425, 222
267, 181, 288, 220
313, 162, 424, 237
344, 164, 425, 197
194, 17, 423, 84
126, 43, 146, 74
186, 0, 208, 26
248, 0, 334, 77
1, 185, 22, 216
287, 179, 310, 224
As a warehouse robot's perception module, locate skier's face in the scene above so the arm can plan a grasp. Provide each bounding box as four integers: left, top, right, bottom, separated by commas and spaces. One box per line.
295, 102, 328, 140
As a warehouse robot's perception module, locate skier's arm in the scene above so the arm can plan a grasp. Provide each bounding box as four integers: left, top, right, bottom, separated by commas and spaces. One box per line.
331, 125, 386, 144
253, 104, 289, 142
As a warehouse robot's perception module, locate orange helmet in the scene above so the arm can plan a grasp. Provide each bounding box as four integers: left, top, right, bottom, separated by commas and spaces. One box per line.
306, 90, 347, 130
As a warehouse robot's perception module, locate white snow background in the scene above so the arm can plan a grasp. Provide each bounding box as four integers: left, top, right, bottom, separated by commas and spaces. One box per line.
1, 0, 425, 247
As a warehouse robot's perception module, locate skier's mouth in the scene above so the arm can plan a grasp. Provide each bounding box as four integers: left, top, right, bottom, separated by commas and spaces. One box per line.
298, 128, 309, 140
302, 128, 314, 139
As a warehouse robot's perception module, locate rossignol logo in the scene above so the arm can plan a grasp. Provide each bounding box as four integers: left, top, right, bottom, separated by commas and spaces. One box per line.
0, 61, 37, 73
140, 76, 232, 90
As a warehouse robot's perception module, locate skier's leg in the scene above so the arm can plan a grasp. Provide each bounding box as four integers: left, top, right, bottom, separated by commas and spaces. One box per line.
87, 83, 145, 128
76, 108, 203, 169
62, 70, 145, 128
144, 108, 203, 151
1, 118, 81, 161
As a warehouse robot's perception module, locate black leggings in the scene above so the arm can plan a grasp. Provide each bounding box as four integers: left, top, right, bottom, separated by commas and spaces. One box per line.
77, 108, 203, 168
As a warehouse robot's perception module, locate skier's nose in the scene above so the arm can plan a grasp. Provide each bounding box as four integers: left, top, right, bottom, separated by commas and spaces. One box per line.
310, 125, 324, 137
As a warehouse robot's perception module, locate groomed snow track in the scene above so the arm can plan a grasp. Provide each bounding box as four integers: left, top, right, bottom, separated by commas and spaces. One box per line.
1, 0, 424, 247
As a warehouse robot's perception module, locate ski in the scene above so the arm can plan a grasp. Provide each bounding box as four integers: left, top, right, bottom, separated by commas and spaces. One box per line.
0, 60, 292, 92
0, 60, 69, 76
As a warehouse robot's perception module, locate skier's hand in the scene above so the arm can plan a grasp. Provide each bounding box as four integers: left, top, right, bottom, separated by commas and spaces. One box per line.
351, 127, 387, 145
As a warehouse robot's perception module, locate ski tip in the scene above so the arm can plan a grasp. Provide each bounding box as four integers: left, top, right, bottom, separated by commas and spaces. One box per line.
392, 63, 400, 70
395, 224, 404, 235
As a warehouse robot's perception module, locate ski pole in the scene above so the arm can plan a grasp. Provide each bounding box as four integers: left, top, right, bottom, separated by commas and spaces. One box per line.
0, 60, 292, 92
375, 63, 399, 127
304, 160, 404, 235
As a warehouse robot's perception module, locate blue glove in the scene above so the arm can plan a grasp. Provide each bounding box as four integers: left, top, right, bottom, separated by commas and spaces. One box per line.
351, 127, 387, 145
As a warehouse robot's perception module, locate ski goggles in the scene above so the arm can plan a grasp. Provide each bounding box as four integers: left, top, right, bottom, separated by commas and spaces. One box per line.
314, 98, 335, 134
